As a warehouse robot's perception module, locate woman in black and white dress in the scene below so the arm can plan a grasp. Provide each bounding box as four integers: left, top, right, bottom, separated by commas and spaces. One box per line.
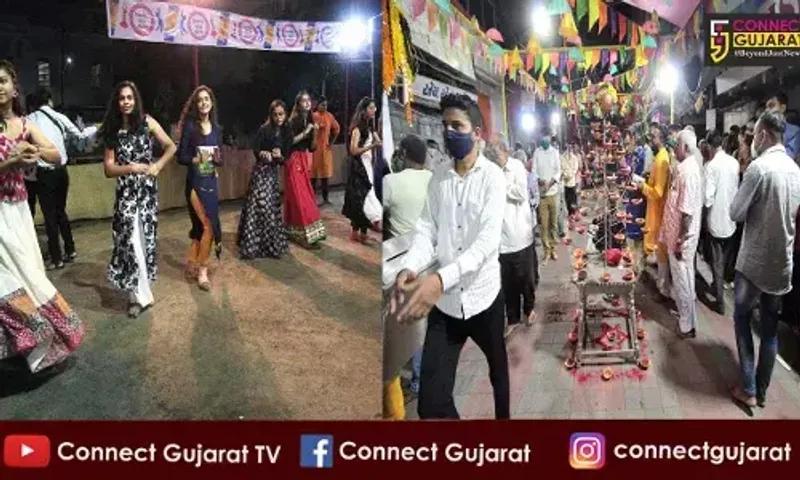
99, 81, 176, 318
237, 100, 290, 259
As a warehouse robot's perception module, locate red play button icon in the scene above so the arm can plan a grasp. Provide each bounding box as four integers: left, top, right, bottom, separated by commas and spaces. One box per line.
3, 435, 51, 468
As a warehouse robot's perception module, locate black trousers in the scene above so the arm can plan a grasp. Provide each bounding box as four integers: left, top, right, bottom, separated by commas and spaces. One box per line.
499, 244, 536, 325
24, 180, 37, 217
564, 186, 578, 216
782, 251, 800, 330
418, 292, 510, 419
726, 224, 743, 283
37, 167, 75, 264
709, 234, 735, 312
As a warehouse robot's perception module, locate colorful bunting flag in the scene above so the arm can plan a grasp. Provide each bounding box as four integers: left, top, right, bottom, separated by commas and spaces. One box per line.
598, 1, 608, 33
549, 0, 572, 15
577, 0, 588, 21
618, 13, 627, 43
589, 0, 600, 30
559, 12, 579, 39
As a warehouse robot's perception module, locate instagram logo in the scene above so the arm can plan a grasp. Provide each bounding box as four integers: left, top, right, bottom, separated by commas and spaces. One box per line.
569, 432, 606, 469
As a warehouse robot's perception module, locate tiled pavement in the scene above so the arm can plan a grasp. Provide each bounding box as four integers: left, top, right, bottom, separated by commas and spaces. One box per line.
405, 240, 800, 420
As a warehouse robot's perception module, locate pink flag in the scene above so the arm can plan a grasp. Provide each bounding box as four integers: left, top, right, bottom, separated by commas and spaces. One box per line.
621, 0, 701, 27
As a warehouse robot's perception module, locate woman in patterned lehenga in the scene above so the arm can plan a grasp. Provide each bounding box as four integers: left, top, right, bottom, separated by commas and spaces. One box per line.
99, 81, 176, 318
176, 86, 223, 291
237, 100, 290, 259
284, 91, 326, 248
0, 60, 85, 373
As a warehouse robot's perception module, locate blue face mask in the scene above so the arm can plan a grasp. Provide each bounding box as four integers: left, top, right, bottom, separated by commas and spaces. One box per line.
444, 129, 475, 161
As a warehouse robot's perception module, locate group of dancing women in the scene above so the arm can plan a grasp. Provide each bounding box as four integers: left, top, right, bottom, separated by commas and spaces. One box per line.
0, 56, 384, 375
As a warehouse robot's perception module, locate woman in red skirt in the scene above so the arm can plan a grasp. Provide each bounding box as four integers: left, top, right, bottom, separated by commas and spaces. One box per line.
284, 91, 326, 248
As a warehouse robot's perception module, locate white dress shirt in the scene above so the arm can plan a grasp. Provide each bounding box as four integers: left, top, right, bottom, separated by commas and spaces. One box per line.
561, 152, 580, 188
383, 168, 433, 238
26, 105, 97, 169
704, 149, 740, 239
534, 146, 561, 196
400, 154, 506, 320
499, 157, 534, 254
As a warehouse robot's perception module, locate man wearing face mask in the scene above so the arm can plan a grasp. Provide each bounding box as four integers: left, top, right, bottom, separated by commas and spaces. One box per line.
729, 111, 800, 409
388, 93, 509, 419
486, 133, 536, 336
534, 133, 561, 261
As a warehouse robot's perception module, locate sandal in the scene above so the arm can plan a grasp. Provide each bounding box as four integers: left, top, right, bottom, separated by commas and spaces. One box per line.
46, 262, 65, 271
729, 385, 756, 408
127, 303, 142, 318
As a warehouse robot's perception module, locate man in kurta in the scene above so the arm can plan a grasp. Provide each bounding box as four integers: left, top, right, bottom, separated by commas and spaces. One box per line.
633, 124, 671, 298
311, 97, 341, 205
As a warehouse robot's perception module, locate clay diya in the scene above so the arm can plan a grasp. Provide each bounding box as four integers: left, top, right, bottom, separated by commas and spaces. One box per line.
573, 259, 588, 271
606, 175, 617, 182
637, 327, 646, 340
576, 270, 588, 281
576, 226, 587, 235
635, 217, 645, 225
564, 357, 577, 370
632, 198, 643, 205
564, 237, 573, 245
601, 272, 611, 282
638, 358, 651, 370
573, 248, 585, 259
601, 367, 614, 381
615, 211, 626, 220
622, 270, 636, 282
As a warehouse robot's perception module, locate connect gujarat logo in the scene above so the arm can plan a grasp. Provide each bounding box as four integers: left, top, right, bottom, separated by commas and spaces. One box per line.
709, 19, 731, 64
707, 14, 800, 65
569, 433, 606, 470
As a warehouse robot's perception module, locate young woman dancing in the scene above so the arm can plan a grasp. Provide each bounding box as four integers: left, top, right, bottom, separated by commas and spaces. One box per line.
284, 91, 326, 248
100, 81, 176, 318
0, 60, 85, 372
237, 100, 290, 259
176, 86, 223, 291
342, 97, 382, 244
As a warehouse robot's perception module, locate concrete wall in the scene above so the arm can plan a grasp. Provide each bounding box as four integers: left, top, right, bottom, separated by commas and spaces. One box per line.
33, 144, 349, 224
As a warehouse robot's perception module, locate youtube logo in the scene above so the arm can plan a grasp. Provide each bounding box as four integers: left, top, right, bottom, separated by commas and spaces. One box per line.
4, 435, 51, 468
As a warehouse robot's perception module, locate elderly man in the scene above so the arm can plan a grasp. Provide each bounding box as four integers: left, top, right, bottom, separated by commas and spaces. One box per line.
659, 129, 704, 338
703, 130, 740, 315
486, 133, 536, 336
729, 111, 800, 409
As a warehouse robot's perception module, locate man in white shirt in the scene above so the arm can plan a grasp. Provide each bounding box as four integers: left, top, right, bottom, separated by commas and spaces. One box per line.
659, 129, 703, 339
486, 133, 536, 336
383, 135, 434, 239
703, 130, 740, 315
388, 93, 509, 419
534, 136, 561, 261
26, 87, 97, 270
561, 143, 580, 216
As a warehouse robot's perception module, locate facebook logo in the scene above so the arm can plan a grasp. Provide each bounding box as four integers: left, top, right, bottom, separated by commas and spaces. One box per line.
300, 435, 334, 468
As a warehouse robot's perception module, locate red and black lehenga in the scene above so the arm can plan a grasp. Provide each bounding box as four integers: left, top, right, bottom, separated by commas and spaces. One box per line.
283, 115, 326, 246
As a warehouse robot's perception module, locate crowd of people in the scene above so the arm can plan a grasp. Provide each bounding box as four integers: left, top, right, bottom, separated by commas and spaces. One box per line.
386, 90, 800, 419
0, 57, 383, 377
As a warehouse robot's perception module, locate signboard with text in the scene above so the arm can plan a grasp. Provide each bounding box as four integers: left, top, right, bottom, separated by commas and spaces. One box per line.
411, 75, 478, 108
106, 0, 344, 53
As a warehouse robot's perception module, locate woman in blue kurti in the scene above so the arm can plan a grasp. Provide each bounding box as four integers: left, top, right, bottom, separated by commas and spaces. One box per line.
176, 86, 223, 292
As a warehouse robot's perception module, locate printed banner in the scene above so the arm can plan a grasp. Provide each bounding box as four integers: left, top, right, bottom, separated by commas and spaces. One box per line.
106, 0, 345, 53
706, 14, 800, 66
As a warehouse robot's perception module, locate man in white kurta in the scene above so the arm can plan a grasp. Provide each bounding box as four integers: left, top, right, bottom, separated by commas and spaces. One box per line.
660, 129, 703, 338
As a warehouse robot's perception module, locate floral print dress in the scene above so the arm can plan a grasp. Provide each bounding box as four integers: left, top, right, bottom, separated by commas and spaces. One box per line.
107, 122, 159, 292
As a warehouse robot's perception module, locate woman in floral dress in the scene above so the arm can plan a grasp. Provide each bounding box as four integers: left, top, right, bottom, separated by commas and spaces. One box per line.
176, 86, 223, 291
0, 60, 85, 373
99, 81, 176, 318
237, 99, 290, 259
